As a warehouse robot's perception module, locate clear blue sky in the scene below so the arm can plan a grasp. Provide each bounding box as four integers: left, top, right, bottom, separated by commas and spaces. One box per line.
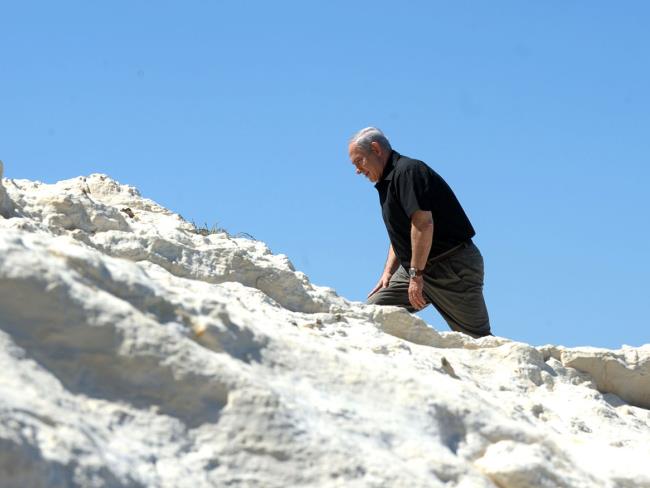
2, 1, 648, 348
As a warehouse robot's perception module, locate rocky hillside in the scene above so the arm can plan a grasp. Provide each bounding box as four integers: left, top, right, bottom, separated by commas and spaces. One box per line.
0, 162, 648, 488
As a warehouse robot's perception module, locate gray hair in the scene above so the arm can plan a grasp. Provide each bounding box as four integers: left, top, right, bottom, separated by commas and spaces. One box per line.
349, 127, 392, 153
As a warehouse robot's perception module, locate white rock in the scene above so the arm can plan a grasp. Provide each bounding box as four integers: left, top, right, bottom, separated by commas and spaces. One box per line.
475, 440, 600, 487
560, 346, 650, 409
0, 172, 648, 487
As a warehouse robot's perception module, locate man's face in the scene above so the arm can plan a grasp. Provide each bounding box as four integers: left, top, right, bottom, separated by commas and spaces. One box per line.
348, 142, 385, 183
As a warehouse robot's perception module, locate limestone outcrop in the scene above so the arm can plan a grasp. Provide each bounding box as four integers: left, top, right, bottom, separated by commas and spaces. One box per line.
0, 165, 648, 488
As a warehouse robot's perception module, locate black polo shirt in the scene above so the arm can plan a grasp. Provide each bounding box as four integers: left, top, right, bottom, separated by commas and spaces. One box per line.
374, 150, 476, 269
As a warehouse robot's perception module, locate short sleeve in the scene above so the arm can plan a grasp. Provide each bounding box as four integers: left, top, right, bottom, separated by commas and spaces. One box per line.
394, 163, 432, 218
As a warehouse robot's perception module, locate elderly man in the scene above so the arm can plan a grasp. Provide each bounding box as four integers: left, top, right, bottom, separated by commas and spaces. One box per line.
349, 127, 491, 338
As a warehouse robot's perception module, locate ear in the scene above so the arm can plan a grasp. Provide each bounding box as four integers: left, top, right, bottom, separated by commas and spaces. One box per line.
370, 141, 382, 156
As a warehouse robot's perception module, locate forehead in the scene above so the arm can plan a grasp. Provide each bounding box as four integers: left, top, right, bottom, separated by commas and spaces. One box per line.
348, 142, 364, 159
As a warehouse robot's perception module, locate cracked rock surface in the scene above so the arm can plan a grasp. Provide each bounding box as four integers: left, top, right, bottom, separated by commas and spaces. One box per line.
0, 170, 649, 487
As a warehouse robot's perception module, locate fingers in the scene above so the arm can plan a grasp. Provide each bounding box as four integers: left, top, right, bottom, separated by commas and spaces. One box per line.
408, 285, 427, 310
408, 295, 424, 310
367, 282, 382, 298
368, 275, 392, 299
409, 296, 426, 310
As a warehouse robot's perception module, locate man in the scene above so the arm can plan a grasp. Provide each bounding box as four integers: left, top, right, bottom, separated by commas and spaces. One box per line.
348, 127, 491, 338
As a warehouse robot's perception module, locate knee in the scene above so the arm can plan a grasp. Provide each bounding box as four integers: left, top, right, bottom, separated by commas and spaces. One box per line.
367, 294, 417, 313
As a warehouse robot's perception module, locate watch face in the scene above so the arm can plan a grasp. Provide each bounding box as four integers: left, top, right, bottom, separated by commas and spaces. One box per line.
409, 268, 417, 278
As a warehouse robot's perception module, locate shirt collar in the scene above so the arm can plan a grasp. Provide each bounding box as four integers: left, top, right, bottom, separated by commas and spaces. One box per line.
374, 150, 399, 188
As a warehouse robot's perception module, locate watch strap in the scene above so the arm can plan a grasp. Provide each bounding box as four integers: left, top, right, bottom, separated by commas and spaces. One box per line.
409, 267, 424, 278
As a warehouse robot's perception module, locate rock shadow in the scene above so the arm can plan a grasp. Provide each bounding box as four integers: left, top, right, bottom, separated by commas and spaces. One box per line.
0, 278, 230, 428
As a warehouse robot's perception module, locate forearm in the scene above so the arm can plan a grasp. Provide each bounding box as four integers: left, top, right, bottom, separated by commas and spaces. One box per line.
410, 220, 433, 270
383, 244, 399, 275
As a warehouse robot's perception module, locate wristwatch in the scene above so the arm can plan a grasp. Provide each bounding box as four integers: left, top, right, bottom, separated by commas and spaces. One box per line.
408, 267, 424, 279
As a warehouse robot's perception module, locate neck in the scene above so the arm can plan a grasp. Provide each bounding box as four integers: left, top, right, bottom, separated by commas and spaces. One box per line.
380, 149, 392, 170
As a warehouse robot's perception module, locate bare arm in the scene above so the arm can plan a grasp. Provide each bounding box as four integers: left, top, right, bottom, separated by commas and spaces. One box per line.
368, 244, 399, 298
410, 210, 434, 271
383, 244, 399, 275
408, 210, 434, 309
